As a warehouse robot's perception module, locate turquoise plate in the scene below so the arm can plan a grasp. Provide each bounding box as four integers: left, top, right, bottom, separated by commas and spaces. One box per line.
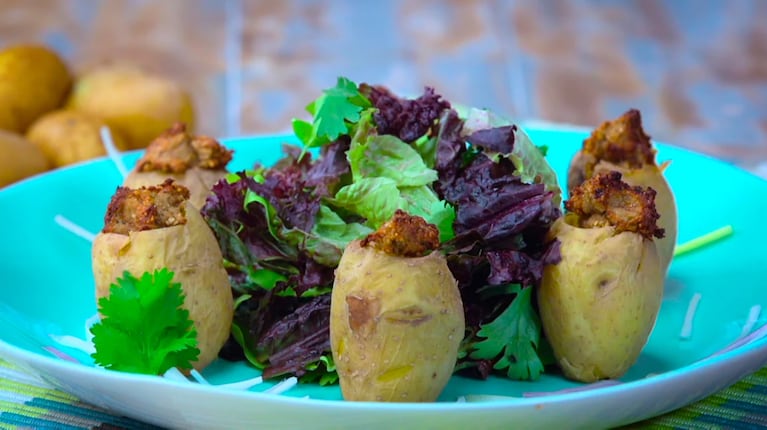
1, 127, 766, 429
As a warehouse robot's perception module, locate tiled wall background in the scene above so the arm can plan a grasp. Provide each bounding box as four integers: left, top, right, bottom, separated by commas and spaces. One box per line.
2, 0, 766, 173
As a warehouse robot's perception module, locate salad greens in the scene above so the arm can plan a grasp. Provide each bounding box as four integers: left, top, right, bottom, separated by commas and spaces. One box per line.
201, 77, 562, 382
90, 269, 200, 375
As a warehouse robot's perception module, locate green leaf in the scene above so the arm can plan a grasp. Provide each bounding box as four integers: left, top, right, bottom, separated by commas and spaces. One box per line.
300, 354, 339, 386
304, 205, 373, 266
330, 177, 402, 228
469, 285, 545, 380
348, 135, 438, 187
298, 76, 372, 147
461, 107, 561, 206
90, 269, 200, 375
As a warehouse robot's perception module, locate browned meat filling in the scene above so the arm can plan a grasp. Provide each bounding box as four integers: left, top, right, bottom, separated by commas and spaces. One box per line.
361, 210, 440, 257
565, 171, 664, 240
582, 109, 656, 178
103, 179, 190, 234
136, 122, 233, 173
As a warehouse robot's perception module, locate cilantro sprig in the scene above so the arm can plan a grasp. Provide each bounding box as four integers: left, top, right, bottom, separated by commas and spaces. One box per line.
469, 284, 546, 380
292, 76, 372, 149
90, 269, 200, 375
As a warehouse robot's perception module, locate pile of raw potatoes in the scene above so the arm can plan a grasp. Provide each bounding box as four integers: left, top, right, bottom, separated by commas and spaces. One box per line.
0, 43, 194, 187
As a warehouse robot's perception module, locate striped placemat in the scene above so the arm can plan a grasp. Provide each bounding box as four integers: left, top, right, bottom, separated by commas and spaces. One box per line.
0, 358, 765, 429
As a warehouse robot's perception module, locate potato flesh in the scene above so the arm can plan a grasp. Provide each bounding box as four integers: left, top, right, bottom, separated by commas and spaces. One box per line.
330, 240, 464, 402
538, 218, 663, 382
92, 202, 233, 371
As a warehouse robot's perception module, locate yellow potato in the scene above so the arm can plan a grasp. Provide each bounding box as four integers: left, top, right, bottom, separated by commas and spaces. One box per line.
0, 44, 72, 132
538, 216, 663, 382
330, 240, 464, 402
68, 65, 194, 150
0, 129, 49, 187
26, 109, 128, 168
92, 200, 233, 371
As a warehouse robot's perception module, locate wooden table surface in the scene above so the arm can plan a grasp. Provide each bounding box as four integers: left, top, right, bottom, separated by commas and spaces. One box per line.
2, 0, 765, 174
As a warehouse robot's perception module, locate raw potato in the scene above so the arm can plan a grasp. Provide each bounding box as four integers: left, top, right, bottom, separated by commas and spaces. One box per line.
0, 44, 72, 133
569, 151, 677, 273
92, 199, 233, 371
330, 239, 464, 402
26, 109, 128, 167
68, 65, 194, 150
0, 130, 49, 187
539, 216, 664, 382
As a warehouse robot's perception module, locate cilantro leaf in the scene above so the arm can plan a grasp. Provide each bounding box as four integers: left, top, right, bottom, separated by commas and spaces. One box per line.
469, 284, 545, 380
294, 77, 372, 148
90, 269, 200, 375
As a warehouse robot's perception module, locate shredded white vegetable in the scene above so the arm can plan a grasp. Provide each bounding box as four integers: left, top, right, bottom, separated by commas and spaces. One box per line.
522, 380, 622, 398
455, 396, 466, 403
189, 369, 211, 385
741, 305, 762, 337
679, 292, 702, 339
54, 215, 96, 243
163, 367, 190, 383
49, 334, 95, 355
217, 376, 265, 391
264, 377, 298, 395
100, 126, 128, 179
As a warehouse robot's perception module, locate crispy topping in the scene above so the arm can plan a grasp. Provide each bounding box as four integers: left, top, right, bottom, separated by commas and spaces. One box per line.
582, 109, 656, 178
136, 123, 232, 173
360, 210, 440, 257
565, 171, 664, 240
103, 179, 190, 234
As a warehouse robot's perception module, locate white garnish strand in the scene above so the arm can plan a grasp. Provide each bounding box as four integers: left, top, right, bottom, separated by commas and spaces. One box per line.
217, 376, 265, 390
679, 292, 702, 339
54, 215, 96, 243
85, 314, 99, 344
522, 380, 622, 397
100, 126, 128, 179
163, 367, 190, 383
264, 377, 298, 395
49, 334, 95, 355
741, 305, 762, 337
189, 369, 211, 385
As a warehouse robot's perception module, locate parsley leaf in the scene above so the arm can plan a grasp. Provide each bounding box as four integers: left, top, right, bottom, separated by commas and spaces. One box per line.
90, 269, 200, 375
292, 76, 372, 148
469, 284, 545, 380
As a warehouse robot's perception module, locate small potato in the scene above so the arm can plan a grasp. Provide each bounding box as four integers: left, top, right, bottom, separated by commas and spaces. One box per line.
0, 44, 72, 132
539, 173, 665, 383
0, 129, 49, 187
68, 65, 195, 150
330, 212, 464, 402
92, 186, 233, 371
26, 109, 129, 168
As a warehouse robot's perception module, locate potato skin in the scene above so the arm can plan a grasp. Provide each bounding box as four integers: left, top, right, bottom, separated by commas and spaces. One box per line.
0, 130, 49, 187
330, 240, 464, 402
538, 217, 663, 382
568, 151, 677, 273
26, 109, 128, 167
92, 201, 233, 371
0, 44, 72, 132
67, 65, 194, 150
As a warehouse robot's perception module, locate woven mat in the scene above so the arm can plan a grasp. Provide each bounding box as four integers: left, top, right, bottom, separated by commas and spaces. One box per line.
1, 358, 765, 429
